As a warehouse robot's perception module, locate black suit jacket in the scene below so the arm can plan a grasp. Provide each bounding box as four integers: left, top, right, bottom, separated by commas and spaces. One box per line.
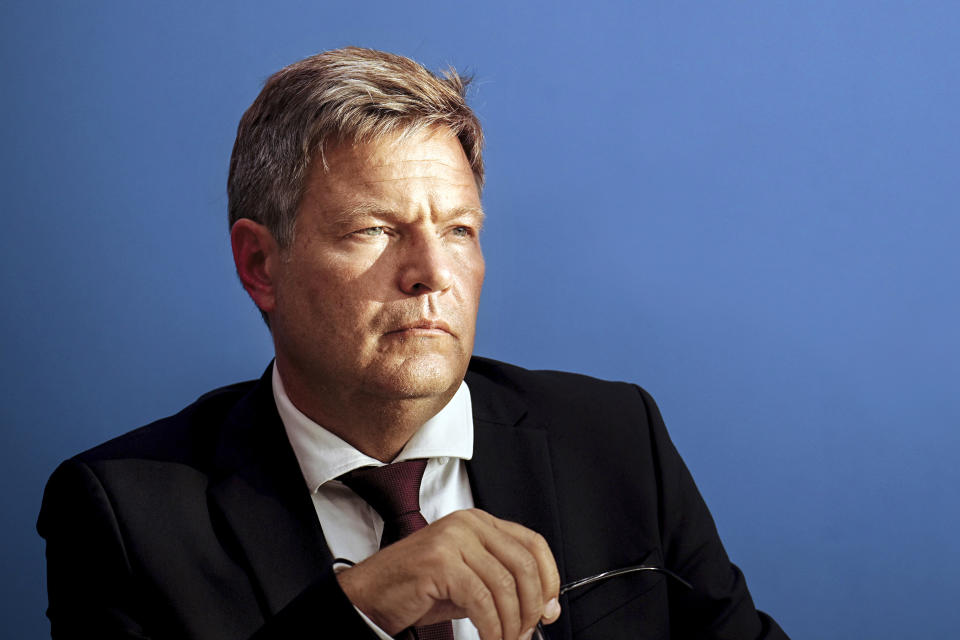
38, 357, 788, 639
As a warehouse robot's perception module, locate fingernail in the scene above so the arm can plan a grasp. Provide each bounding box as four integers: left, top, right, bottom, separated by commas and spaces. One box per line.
544, 597, 561, 620
520, 629, 534, 640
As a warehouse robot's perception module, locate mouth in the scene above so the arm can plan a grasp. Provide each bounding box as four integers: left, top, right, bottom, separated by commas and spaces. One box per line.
385, 319, 453, 337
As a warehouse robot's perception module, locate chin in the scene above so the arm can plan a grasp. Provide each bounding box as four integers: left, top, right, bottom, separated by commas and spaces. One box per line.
368, 355, 465, 400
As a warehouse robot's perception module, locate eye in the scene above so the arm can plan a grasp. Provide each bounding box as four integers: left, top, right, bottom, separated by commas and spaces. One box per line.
355, 226, 386, 237
450, 226, 473, 238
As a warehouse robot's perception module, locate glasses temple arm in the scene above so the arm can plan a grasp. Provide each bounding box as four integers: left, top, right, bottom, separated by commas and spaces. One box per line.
558, 565, 693, 595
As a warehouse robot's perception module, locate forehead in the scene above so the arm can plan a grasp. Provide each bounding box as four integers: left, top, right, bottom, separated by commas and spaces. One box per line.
302, 127, 480, 213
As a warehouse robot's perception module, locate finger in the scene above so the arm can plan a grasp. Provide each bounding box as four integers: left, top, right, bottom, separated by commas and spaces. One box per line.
463, 547, 523, 640
468, 512, 546, 636
488, 517, 561, 621
445, 566, 502, 640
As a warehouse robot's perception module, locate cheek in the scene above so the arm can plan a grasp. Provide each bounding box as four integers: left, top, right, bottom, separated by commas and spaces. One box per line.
463, 251, 485, 301
312, 284, 386, 340
286, 253, 367, 308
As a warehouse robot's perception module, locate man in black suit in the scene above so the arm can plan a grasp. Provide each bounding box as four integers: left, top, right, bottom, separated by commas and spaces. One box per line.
39, 48, 789, 640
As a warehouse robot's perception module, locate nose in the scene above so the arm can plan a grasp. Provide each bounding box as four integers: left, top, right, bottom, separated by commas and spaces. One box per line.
398, 232, 454, 295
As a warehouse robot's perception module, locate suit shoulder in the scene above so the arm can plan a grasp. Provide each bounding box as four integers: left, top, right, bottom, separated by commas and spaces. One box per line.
71, 378, 259, 465
467, 355, 656, 414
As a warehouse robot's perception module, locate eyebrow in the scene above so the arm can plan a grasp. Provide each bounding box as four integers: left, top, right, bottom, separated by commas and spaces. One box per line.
330, 203, 486, 229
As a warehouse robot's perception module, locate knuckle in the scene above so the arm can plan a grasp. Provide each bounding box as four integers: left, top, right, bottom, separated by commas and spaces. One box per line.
445, 509, 466, 521
414, 574, 437, 598
471, 583, 494, 607
420, 539, 455, 568
465, 507, 489, 523
518, 550, 540, 577
432, 514, 455, 533
497, 570, 518, 592
529, 531, 548, 550
437, 514, 471, 538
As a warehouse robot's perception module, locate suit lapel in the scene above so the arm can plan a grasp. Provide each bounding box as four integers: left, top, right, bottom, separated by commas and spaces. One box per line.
208, 366, 332, 616
468, 421, 564, 556
466, 365, 573, 640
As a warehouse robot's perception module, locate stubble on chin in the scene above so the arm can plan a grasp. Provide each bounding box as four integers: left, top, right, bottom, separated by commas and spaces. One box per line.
363, 348, 468, 401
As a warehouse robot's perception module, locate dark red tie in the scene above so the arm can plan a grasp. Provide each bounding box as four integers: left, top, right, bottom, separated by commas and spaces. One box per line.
341, 459, 455, 640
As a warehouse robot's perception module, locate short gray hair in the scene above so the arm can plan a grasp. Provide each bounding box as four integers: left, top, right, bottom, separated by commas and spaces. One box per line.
227, 47, 485, 248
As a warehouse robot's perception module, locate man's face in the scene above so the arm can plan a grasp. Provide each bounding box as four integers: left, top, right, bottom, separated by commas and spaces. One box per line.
269, 127, 485, 404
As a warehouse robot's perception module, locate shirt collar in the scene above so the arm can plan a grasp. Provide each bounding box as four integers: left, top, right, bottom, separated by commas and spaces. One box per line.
272, 363, 474, 493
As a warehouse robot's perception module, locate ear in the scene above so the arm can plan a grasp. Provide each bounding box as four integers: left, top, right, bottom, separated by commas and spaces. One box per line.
231, 218, 281, 316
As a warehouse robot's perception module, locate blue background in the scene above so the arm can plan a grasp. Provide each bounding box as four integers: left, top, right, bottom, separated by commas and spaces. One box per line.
3, 2, 958, 638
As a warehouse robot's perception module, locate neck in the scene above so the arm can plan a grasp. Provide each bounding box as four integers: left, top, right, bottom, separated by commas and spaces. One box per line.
275, 362, 457, 462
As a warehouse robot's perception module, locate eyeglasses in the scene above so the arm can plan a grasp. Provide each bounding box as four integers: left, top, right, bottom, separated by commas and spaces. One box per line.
532, 564, 693, 640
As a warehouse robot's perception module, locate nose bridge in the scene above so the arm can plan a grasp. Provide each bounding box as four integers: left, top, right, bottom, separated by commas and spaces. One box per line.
400, 226, 452, 293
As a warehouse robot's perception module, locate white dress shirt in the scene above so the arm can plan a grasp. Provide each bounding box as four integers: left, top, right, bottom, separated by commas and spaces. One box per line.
272, 365, 481, 640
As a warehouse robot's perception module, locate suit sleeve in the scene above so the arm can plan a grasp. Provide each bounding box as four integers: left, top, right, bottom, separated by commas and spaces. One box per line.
38, 460, 151, 639
635, 386, 790, 640
38, 459, 379, 640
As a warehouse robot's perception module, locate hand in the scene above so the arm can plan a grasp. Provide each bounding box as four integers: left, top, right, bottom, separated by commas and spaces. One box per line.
336, 508, 562, 640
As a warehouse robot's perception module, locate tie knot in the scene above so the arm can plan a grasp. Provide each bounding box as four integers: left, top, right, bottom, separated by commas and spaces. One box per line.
340, 458, 428, 523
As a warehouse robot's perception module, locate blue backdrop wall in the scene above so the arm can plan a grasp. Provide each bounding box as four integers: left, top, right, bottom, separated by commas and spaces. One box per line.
3, 2, 958, 638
